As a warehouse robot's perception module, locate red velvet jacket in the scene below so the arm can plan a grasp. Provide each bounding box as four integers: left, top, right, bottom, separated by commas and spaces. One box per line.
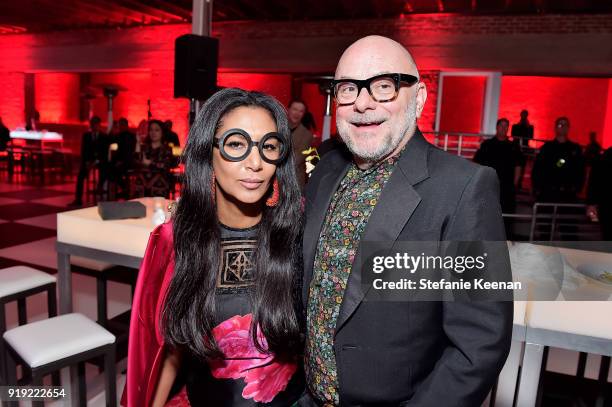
122, 222, 175, 407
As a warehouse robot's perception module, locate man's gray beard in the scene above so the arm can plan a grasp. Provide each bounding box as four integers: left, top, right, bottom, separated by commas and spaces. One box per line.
338, 100, 418, 163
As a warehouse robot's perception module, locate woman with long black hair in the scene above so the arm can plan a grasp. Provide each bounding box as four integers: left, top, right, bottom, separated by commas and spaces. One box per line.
123, 88, 304, 407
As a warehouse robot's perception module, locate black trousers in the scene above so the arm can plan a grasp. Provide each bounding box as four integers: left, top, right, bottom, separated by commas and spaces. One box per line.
74, 162, 109, 201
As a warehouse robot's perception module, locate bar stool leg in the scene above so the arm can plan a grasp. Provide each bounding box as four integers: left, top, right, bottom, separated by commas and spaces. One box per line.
47, 286, 61, 388
595, 356, 610, 407
96, 276, 108, 327
104, 345, 117, 407
17, 298, 27, 326
51, 370, 61, 388
0, 304, 7, 384
47, 286, 57, 318
31, 370, 44, 407
3, 350, 18, 407
4, 348, 17, 386
77, 362, 87, 407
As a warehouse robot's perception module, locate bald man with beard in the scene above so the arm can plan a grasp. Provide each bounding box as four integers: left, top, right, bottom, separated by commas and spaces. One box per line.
300, 36, 513, 406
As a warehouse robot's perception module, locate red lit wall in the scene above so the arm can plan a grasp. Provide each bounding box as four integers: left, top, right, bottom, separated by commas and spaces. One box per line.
602, 83, 612, 149
149, 70, 189, 145
499, 76, 611, 146
300, 82, 333, 139
89, 72, 152, 127
35, 73, 80, 123
418, 70, 439, 133
0, 72, 25, 129
439, 75, 487, 133
217, 73, 292, 106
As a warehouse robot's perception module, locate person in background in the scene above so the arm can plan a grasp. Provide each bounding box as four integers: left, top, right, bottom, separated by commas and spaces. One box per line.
474, 118, 523, 238
137, 119, 175, 197
288, 99, 314, 190
587, 146, 612, 240
474, 118, 522, 212
164, 119, 180, 147
584, 131, 601, 166
25, 110, 40, 131
301, 111, 317, 134
511, 109, 534, 148
70, 116, 111, 206
532, 117, 585, 203
0, 117, 10, 151
110, 117, 137, 198
511, 109, 533, 189
135, 119, 149, 153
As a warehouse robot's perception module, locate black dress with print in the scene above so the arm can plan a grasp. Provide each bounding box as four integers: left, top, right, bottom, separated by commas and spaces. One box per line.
179, 223, 304, 407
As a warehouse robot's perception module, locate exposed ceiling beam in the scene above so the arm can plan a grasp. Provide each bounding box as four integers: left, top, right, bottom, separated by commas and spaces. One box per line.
237, 0, 274, 20
57, 0, 145, 26
212, 1, 250, 20
108, 0, 187, 22
83, 0, 164, 24
147, 0, 191, 20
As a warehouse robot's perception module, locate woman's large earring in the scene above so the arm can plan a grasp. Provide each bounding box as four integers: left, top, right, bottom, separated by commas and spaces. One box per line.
211, 172, 216, 203
266, 178, 279, 207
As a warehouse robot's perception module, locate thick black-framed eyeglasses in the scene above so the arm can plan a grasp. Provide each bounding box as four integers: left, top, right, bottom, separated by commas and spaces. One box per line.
213, 128, 288, 164
332, 73, 419, 105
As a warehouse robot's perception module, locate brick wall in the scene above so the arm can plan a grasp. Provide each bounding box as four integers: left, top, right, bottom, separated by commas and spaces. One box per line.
150, 70, 190, 144
0, 72, 25, 128
35, 73, 81, 123
419, 70, 439, 132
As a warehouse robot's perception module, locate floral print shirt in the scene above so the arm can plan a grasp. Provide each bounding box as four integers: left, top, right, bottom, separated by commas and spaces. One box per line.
305, 155, 400, 405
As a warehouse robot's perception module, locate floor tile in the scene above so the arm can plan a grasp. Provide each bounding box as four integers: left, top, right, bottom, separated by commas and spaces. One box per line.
15, 213, 57, 230
0, 256, 56, 274
0, 197, 25, 205
0, 188, 71, 200
0, 183, 30, 193
0, 202, 64, 221
0, 222, 56, 248
45, 183, 77, 193
0, 237, 58, 269
32, 195, 76, 208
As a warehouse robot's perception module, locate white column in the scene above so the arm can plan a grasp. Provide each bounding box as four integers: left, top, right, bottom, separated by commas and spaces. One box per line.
482, 72, 502, 135
191, 0, 213, 116
192, 0, 212, 36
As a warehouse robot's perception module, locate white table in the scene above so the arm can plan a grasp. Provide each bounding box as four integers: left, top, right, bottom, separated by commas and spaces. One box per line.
55, 198, 167, 406
10, 130, 63, 142
511, 244, 612, 407
56, 197, 167, 314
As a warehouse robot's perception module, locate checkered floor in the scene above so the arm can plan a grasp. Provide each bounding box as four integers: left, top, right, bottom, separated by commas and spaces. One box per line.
0, 173, 128, 406
0, 177, 78, 272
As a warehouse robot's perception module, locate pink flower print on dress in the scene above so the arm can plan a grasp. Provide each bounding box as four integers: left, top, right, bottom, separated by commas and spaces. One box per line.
209, 314, 297, 403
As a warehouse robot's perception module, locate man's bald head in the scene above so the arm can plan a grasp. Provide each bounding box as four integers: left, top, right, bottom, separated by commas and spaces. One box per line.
334, 35, 427, 167
335, 36, 419, 81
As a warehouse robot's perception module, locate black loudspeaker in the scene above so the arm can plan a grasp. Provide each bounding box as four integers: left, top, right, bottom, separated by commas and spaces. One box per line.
174, 34, 219, 100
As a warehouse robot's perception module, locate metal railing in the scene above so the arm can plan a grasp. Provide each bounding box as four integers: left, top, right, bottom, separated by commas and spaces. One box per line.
422, 131, 484, 158
422, 131, 557, 158
503, 202, 601, 242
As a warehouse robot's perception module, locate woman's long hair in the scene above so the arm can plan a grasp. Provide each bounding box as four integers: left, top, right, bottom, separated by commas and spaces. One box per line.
162, 88, 303, 361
